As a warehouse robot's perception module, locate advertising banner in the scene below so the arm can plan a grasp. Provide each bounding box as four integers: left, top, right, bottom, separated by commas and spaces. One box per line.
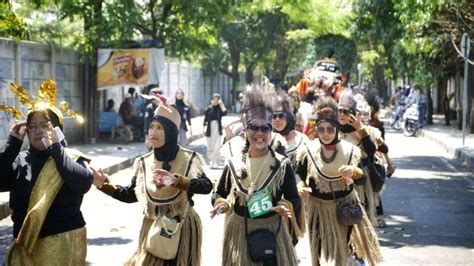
97, 48, 164, 90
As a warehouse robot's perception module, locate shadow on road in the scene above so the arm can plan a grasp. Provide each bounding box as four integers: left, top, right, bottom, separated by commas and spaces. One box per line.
377, 154, 474, 250
87, 236, 133, 246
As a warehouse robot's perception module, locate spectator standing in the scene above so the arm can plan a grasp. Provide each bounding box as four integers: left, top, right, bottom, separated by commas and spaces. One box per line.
172, 89, 192, 147
203, 93, 227, 168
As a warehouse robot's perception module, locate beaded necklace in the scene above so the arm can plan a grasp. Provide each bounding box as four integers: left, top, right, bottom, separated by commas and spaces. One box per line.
245, 151, 271, 195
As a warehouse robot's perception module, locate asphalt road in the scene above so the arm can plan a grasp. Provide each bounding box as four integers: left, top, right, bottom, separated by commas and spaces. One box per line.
0, 128, 473, 265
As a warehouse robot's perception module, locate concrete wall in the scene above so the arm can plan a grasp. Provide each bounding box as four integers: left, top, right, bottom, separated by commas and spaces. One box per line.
100, 61, 236, 117
0, 38, 83, 145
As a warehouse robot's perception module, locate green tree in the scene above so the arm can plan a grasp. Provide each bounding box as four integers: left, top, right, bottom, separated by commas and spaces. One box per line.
305, 34, 357, 79
0, 2, 29, 41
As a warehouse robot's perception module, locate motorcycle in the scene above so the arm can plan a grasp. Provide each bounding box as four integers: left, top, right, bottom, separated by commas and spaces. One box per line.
401, 103, 419, 137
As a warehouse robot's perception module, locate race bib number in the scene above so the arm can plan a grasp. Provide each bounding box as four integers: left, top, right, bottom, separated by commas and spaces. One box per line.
247, 190, 273, 218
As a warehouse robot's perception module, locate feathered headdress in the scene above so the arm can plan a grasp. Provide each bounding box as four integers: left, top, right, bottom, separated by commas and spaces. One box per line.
0, 80, 84, 124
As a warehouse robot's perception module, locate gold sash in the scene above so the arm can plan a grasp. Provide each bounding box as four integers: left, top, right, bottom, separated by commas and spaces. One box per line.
12, 157, 63, 257
7, 148, 86, 261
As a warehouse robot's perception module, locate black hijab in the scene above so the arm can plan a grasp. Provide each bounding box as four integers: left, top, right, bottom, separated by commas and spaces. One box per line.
339, 124, 356, 133
152, 116, 179, 163
316, 118, 340, 146
274, 110, 296, 136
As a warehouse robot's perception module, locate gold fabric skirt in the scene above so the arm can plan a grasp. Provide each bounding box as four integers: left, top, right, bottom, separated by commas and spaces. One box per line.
6, 227, 87, 266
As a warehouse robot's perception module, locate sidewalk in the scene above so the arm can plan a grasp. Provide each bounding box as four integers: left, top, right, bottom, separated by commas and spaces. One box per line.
381, 109, 474, 171
0, 114, 241, 220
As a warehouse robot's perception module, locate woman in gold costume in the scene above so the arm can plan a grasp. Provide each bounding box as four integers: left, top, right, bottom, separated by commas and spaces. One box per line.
0, 81, 92, 265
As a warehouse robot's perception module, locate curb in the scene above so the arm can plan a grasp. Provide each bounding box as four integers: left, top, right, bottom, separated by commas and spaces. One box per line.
419, 129, 456, 155
455, 147, 474, 170
0, 201, 12, 221
420, 129, 474, 171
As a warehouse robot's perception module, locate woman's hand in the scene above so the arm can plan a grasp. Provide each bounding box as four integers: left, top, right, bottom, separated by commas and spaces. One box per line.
272, 205, 292, 218
153, 169, 177, 186
298, 186, 312, 199
10, 122, 26, 141
210, 203, 229, 219
91, 167, 109, 189
41, 122, 59, 148
339, 165, 354, 178
224, 124, 233, 141
348, 114, 362, 130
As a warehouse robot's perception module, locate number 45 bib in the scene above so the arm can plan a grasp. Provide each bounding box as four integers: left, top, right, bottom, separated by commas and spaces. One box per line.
247, 189, 273, 218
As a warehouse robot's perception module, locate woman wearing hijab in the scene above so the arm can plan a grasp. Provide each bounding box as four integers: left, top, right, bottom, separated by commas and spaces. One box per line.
270, 95, 308, 245
295, 96, 382, 265
271, 96, 309, 165
172, 89, 192, 147
338, 93, 384, 224
0, 80, 93, 265
93, 103, 213, 266
210, 85, 300, 266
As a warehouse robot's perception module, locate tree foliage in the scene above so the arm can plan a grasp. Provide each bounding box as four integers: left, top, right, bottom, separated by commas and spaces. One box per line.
305, 34, 357, 76
0, 2, 29, 41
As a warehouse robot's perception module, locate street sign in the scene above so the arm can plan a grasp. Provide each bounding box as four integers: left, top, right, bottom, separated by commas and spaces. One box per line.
461, 33, 470, 146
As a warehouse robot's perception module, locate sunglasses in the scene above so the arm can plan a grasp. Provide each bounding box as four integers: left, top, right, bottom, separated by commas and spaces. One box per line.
247, 123, 272, 133
27, 124, 49, 133
316, 126, 336, 135
272, 112, 287, 120
338, 108, 355, 116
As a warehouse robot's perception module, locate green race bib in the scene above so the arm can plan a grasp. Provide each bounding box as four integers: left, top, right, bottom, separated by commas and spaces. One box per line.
247, 189, 273, 218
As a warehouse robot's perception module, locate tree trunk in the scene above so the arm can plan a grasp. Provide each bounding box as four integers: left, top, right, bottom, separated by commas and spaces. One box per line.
426, 86, 433, 125
245, 64, 254, 84
229, 44, 241, 107
83, 0, 103, 143
373, 63, 388, 101
455, 63, 462, 130
439, 78, 450, 126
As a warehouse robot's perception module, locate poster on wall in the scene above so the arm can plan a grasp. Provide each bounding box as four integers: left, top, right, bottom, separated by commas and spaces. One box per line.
97, 48, 165, 90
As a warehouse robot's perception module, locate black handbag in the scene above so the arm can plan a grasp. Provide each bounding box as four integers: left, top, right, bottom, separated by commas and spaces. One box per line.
245, 211, 281, 262
367, 156, 386, 193
330, 184, 363, 226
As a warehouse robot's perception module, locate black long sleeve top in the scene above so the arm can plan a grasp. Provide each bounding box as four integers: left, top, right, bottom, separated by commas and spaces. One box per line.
110, 167, 213, 206
203, 105, 227, 137
212, 160, 301, 220
0, 136, 93, 238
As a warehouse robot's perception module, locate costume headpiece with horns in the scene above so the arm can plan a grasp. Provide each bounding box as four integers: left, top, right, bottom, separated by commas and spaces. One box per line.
0, 80, 84, 126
